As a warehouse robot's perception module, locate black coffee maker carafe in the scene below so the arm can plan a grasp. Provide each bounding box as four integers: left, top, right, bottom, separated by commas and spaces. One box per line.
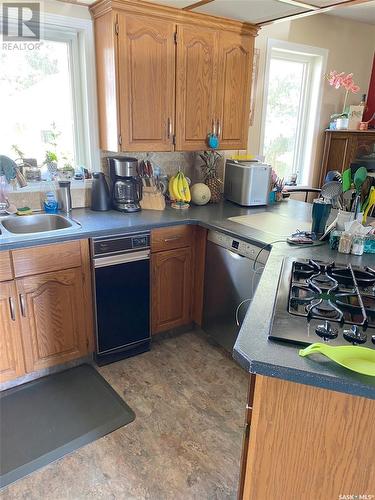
108, 157, 142, 212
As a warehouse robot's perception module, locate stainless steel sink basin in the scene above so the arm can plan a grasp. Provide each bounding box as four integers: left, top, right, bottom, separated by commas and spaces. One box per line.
0, 214, 80, 235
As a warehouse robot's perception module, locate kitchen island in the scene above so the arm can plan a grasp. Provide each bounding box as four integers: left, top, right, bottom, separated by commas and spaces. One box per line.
1, 199, 374, 499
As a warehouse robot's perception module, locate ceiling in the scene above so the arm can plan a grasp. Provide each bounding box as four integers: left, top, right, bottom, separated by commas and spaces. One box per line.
73, 0, 375, 26
325, 1, 375, 23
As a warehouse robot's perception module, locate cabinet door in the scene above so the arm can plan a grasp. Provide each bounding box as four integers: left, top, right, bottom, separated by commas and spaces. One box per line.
118, 14, 176, 151
0, 281, 25, 383
216, 32, 253, 150
17, 268, 90, 373
176, 25, 219, 151
151, 247, 192, 334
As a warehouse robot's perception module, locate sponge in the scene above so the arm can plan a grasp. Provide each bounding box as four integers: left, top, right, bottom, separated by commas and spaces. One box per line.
16, 207, 33, 216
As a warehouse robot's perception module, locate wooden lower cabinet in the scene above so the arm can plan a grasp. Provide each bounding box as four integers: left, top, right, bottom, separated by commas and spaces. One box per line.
151, 246, 193, 334
0, 281, 25, 383
17, 268, 91, 373
240, 375, 375, 499
0, 240, 94, 384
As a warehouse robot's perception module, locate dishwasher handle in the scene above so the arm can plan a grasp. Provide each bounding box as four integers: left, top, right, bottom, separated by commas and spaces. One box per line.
94, 250, 150, 268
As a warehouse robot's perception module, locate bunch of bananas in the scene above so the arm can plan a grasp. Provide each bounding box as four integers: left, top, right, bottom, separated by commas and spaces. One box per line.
168, 171, 191, 203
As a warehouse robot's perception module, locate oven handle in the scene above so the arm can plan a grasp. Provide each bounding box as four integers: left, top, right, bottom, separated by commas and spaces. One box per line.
94, 250, 150, 268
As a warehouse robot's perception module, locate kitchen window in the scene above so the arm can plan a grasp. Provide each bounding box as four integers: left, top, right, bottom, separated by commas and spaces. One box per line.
260, 40, 327, 185
0, 12, 98, 179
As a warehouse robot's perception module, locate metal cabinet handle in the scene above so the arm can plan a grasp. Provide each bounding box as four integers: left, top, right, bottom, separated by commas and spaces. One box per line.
19, 294, 26, 317
9, 297, 16, 321
167, 117, 173, 138
211, 119, 216, 135
164, 236, 181, 242
217, 119, 221, 137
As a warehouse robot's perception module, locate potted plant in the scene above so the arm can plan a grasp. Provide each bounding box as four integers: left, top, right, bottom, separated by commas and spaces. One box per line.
43, 151, 58, 177
326, 71, 360, 130
58, 162, 75, 180
198, 150, 223, 203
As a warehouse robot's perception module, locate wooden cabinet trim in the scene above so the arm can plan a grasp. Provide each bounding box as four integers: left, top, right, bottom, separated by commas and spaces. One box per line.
11, 240, 82, 278
94, 10, 120, 151
241, 375, 375, 499
0, 280, 25, 383
90, 0, 259, 37
0, 251, 13, 282
151, 225, 194, 253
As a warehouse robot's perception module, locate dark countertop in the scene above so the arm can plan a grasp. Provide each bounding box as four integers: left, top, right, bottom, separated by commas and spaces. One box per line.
1, 200, 374, 399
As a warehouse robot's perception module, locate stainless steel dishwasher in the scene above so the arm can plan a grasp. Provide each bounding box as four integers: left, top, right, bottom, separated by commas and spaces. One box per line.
202, 230, 269, 352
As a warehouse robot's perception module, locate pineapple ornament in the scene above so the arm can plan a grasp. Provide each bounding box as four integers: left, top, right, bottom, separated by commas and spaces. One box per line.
199, 150, 223, 204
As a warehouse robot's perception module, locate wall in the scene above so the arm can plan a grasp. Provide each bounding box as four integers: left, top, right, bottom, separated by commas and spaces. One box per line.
42, 0, 91, 19
248, 13, 375, 187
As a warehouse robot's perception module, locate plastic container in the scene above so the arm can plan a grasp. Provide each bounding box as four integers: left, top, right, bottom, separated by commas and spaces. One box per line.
364, 235, 375, 254
351, 235, 365, 256
338, 232, 352, 254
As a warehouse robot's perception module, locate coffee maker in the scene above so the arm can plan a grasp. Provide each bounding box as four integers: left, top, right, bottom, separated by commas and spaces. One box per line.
108, 157, 142, 212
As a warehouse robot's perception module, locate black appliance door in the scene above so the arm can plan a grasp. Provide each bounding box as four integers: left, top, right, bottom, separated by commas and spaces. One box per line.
94, 258, 150, 353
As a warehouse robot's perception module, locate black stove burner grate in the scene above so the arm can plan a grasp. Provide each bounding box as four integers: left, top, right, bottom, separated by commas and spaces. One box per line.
288, 260, 375, 328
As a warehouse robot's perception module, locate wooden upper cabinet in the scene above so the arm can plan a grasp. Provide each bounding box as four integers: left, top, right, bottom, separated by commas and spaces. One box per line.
0, 281, 25, 383
17, 268, 90, 373
117, 14, 176, 151
91, 0, 258, 152
175, 25, 219, 151
94, 10, 119, 152
216, 32, 253, 150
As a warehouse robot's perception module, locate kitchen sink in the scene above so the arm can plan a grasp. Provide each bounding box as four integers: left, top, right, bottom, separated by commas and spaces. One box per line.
0, 214, 81, 235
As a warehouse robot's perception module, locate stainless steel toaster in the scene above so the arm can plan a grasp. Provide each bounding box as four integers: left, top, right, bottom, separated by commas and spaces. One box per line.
224, 160, 271, 206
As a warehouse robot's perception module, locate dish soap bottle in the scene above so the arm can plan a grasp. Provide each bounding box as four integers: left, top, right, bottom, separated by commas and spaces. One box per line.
44, 191, 59, 213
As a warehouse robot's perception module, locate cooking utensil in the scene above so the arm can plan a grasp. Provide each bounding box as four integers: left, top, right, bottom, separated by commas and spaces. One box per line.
299, 343, 375, 376
341, 168, 352, 193
360, 176, 372, 209
320, 181, 342, 208
362, 187, 375, 224
353, 167, 368, 219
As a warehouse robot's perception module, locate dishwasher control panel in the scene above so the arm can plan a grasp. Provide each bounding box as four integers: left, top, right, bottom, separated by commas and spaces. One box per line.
207, 230, 269, 265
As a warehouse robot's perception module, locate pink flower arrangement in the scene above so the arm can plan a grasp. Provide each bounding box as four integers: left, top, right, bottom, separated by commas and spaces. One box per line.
327, 71, 360, 93
326, 70, 360, 116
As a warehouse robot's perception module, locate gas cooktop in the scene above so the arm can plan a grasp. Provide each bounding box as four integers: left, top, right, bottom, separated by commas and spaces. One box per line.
269, 258, 375, 349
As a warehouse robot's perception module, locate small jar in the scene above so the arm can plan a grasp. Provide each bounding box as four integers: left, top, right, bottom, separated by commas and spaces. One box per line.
338, 232, 352, 254
351, 235, 365, 256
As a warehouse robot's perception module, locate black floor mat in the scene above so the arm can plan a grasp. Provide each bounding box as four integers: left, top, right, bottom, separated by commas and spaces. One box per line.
0, 364, 135, 489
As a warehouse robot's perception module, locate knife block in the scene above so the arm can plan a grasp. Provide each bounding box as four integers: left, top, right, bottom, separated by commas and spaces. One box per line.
140, 186, 166, 211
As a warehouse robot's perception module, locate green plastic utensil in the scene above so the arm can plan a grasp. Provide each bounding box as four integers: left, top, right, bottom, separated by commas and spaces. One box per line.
299, 343, 375, 376
354, 167, 367, 192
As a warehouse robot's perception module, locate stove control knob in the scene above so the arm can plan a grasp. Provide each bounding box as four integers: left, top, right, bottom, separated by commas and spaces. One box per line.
315, 321, 338, 341
343, 325, 367, 345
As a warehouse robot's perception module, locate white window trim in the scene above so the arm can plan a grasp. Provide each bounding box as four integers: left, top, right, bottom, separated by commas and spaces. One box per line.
260, 39, 328, 186
1, 11, 99, 173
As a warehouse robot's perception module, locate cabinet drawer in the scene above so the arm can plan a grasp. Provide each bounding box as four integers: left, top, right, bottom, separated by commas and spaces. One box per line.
151, 225, 193, 253
12, 241, 82, 278
0, 251, 13, 282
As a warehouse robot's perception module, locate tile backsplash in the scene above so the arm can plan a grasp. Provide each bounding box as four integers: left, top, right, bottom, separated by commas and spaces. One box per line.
6, 149, 233, 211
